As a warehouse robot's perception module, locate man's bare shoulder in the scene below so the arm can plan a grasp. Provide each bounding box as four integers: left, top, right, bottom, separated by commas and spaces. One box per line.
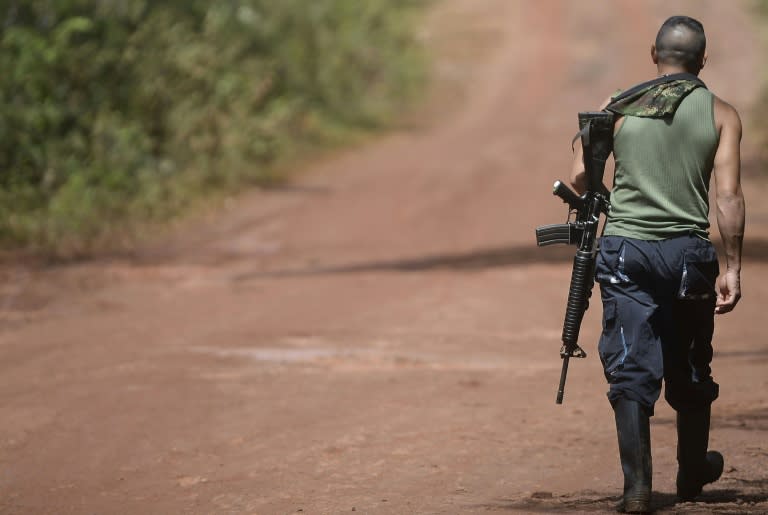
712, 95, 742, 132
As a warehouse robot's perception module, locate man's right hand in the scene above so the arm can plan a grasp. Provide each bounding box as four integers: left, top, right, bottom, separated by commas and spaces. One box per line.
715, 269, 741, 314
712, 96, 744, 315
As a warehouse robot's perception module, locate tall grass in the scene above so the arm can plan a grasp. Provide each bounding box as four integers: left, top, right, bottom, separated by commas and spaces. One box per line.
0, 0, 427, 257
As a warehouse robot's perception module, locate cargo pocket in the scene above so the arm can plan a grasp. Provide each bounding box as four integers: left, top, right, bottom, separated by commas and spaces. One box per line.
598, 299, 625, 378
596, 238, 630, 285
677, 247, 719, 301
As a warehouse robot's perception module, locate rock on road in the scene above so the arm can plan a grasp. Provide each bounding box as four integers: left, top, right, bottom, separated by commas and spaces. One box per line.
1, 1, 767, 514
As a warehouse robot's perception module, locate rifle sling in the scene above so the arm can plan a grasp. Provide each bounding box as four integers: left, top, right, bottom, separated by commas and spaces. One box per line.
608, 72, 705, 105
571, 73, 706, 151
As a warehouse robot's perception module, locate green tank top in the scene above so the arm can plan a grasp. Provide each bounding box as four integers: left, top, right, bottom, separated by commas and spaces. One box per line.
604, 87, 719, 240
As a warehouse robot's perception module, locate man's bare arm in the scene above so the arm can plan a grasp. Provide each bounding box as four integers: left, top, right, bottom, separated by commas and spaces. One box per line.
570, 137, 587, 194
712, 98, 745, 315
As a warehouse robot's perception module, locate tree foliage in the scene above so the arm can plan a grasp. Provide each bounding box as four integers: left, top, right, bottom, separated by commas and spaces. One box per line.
0, 0, 426, 254
753, 0, 768, 166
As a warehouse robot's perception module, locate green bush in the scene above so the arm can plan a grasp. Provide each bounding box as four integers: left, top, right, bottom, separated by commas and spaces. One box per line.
753, 0, 768, 165
0, 0, 426, 255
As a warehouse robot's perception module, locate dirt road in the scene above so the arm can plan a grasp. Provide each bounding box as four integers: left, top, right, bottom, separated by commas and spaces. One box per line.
1, 1, 767, 514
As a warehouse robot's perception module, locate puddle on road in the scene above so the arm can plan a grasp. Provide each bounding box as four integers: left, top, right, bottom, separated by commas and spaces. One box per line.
188, 344, 556, 373
190, 345, 432, 366
207, 347, 345, 362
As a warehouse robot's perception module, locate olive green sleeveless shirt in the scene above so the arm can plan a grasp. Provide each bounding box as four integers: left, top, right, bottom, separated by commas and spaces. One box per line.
604, 87, 719, 240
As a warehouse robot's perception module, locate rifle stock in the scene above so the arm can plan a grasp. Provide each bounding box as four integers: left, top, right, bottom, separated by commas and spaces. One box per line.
535, 111, 614, 404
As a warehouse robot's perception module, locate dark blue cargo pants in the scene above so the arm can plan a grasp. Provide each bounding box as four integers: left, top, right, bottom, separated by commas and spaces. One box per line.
595, 234, 720, 415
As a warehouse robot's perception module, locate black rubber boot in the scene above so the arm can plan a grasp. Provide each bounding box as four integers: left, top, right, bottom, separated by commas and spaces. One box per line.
613, 399, 652, 513
676, 405, 724, 501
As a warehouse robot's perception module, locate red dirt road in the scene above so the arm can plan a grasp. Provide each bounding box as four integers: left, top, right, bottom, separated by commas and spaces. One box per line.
1, 1, 767, 514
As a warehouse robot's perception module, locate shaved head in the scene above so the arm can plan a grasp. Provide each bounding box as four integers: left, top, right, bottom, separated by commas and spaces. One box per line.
654, 16, 706, 73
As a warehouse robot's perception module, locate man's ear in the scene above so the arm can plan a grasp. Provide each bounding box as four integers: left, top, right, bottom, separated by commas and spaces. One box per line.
701, 51, 708, 70
651, 44, 659, 64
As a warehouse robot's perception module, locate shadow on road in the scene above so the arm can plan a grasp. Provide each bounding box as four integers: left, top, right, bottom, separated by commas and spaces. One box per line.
234, 237, 768, 281
474, 486, 768, 513
233, 243, 575, 281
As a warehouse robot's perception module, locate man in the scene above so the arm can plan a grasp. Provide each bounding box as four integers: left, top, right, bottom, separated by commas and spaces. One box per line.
569, 15, 745, 514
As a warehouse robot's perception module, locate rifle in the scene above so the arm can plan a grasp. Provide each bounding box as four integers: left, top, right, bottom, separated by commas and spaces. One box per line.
535, 111, 614, 404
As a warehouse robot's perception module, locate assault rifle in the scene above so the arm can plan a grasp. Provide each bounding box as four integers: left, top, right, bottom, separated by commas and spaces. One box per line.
535, 111, 614, 404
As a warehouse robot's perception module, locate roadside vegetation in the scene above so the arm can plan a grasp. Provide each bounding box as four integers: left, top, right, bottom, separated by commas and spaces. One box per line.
0, 0, 427, 257
753, 1, 768, 165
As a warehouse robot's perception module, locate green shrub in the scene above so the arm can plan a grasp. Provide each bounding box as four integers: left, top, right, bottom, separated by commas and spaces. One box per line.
0, 0, 426, 256
752, 0, 768, 165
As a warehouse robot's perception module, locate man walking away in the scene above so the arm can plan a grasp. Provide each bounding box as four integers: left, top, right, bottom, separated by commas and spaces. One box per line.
570, 15, 745, 514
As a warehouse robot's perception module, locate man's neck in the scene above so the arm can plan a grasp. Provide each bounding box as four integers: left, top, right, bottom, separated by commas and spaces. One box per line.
657, 65, 697, 77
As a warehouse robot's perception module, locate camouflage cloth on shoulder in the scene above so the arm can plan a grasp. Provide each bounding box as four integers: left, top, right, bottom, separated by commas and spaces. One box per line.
606, 74, 706, 118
